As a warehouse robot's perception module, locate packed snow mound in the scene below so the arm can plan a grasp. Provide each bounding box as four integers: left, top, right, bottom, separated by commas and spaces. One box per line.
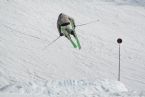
0, 79, 127, 96
0, 79, 144, 97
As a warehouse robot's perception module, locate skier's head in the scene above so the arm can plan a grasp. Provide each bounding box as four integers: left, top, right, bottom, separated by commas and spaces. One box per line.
59, 13, 65, 17
60, 13, 64, 15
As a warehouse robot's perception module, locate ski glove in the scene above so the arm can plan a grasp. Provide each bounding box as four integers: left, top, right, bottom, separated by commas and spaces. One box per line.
60, 33, 64, 36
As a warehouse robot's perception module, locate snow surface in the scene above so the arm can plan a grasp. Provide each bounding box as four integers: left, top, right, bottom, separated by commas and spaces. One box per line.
0, 0, 145, 96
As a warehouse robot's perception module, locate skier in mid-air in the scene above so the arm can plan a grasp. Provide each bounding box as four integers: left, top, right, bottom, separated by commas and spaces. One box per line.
57, 13, 81, 49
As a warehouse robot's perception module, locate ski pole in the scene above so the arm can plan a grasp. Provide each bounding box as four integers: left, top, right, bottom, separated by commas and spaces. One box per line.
76, 19, 99, 27
43, 36, 61, 50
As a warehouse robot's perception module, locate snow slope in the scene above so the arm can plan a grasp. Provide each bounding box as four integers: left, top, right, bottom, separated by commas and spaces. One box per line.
0, 0, 145, 94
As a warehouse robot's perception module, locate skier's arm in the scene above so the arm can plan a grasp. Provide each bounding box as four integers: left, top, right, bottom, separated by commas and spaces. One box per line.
57, 22, 63, 36
69, 17, 76, 28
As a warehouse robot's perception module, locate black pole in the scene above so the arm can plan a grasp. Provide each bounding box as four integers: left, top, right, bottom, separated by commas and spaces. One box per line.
118, 44, 121, 81
117, 38, 122, 81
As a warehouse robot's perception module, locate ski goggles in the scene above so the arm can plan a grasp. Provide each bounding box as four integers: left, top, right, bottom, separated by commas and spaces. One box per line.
61, 22, 70, 26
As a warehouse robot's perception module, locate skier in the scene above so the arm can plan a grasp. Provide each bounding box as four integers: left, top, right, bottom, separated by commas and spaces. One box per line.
57, 13, 81, 49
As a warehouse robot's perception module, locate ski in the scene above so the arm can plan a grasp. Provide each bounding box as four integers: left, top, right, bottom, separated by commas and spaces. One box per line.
75, 36, 81, 49
69, 38, 77, 48
73, 32, 81, 49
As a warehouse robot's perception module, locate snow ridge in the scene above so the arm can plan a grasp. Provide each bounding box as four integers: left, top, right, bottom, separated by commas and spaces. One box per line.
0, 79, 128, 96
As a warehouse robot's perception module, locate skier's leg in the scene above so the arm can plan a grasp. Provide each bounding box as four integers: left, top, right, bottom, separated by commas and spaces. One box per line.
66, 33, 77, 48
63, 28, 77, 48
68, 35, 77, 48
